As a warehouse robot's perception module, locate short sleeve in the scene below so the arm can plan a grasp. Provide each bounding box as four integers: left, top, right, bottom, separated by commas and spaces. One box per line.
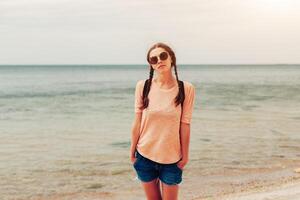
134, 80, 144, 113
180, 82, 196, 124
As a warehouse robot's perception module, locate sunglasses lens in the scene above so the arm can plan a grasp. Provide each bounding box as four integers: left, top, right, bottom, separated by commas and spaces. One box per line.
149, 52, 168, 64
149, 56, 158, 64
160, 52, 168, 61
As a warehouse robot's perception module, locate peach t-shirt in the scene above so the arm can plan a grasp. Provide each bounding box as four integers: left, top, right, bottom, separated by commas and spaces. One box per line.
134, 79, 196, 164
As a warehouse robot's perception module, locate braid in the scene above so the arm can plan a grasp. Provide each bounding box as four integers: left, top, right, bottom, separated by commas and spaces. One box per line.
142, 66, 154, 109
174, 64, 184, 107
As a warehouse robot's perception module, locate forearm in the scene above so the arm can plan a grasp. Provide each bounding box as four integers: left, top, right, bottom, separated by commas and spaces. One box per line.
130, 121, 141, 156
179, 123, 191, 161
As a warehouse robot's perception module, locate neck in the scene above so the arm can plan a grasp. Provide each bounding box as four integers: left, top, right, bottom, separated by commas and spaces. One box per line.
154, 71, 176, 85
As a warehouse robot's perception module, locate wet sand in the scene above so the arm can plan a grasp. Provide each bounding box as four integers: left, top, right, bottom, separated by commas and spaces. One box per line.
184, 163, 300, 199
218, 181, 300, 200
28, 162, 300, 200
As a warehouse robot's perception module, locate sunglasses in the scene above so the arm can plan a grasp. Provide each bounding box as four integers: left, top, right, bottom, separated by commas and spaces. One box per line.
148, 51, 169, 65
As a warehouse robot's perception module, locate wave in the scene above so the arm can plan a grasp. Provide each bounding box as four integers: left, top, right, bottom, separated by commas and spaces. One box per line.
0, 88, 135, 99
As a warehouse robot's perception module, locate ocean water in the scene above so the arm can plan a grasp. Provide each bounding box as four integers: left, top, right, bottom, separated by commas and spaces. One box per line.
0, 64, 300, 199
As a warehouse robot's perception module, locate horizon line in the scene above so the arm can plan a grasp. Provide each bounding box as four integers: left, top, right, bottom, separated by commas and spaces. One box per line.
0, 63, 300, 66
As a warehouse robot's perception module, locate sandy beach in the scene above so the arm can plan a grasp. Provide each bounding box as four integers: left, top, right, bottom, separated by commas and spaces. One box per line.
186, 164, 300, 200
27, 163, 300, 200
195, 168, 300, 200
219, 181, 300, 200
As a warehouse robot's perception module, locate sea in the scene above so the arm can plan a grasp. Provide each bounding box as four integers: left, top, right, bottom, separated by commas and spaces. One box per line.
0, 64, 300, 199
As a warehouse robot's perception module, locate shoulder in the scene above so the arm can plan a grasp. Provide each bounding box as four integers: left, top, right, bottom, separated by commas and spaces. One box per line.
181, 80, 195, 91
135, 79, 148, 93
136, 79, 147, 87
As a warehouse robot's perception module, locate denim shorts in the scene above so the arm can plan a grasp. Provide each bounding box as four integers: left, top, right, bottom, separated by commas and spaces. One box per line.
133, 150, 182, 185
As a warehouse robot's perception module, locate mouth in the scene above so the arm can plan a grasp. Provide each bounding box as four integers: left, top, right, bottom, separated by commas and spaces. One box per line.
158, 65, 165, 68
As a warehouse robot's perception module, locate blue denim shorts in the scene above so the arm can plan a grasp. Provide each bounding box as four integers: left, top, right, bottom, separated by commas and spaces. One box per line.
133, 150, 182, 185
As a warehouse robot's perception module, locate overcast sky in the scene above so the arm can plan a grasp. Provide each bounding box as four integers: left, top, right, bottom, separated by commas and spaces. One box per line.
1, 0, 300, 64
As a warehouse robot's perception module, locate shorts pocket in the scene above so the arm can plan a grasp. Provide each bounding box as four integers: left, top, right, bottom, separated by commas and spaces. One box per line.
175, 163, 183, 171
133, 151, 141, 166
133, 157, 139, 166
160, 164, 183, 185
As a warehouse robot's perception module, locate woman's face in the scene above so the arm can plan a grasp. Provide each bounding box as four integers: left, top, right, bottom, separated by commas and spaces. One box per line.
149, 47, 173, 73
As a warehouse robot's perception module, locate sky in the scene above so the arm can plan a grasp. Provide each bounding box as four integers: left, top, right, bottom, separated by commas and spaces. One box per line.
0, 0, 300, 64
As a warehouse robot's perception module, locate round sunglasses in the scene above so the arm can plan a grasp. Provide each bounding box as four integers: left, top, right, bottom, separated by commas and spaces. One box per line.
148, 51, 169, 65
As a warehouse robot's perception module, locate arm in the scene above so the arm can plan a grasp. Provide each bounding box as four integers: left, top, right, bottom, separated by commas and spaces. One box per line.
177, 83, 195, 169
131, 80, 143, 162
177, 122, 190, 169
180, 122, 190, 161
130, 112, 142, 163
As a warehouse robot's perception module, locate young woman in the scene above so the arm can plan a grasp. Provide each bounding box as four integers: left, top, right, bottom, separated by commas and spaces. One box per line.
130, 42, 196, 200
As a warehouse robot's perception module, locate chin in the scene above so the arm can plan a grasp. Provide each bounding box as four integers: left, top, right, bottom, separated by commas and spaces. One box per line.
160, 69, 171, 73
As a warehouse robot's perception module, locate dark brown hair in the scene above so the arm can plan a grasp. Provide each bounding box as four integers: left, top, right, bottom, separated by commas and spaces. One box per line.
141, 42, 184, 109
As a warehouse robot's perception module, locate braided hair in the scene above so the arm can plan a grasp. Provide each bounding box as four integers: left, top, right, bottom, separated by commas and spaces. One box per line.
141, 42, 185, 110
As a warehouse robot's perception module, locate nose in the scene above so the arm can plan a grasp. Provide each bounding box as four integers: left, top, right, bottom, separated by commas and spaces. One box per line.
157, 57, 163, 64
